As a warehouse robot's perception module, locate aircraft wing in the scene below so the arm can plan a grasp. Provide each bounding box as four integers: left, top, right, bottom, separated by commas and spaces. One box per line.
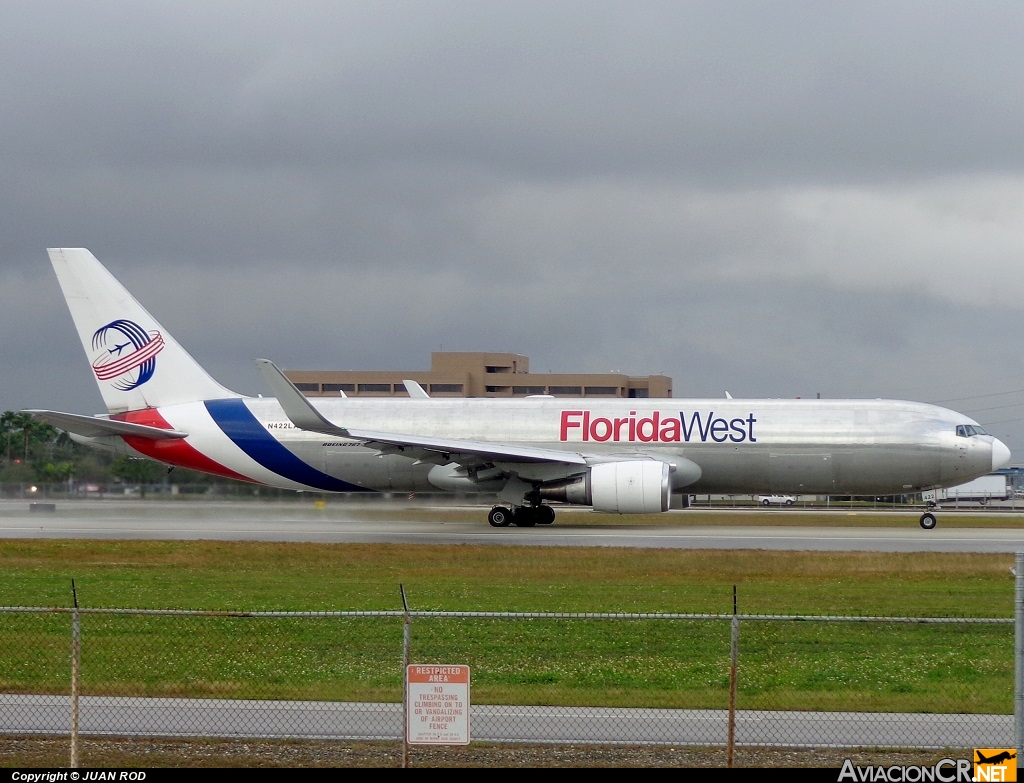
256, 359, 588, 467
24, 410, 188, 440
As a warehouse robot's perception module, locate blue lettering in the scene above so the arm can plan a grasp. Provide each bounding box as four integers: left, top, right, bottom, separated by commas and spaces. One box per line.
729, 417, 746, 442
710, 418, 730, 442
679, 411, 757, 443
680, 411, 714, 441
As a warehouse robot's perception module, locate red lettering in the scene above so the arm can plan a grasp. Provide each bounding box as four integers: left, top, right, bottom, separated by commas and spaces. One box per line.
590, 417, 612, 441
660, 418, 680, 441
614, 417, 630, 441
560, 410, 584, 441
637, 413, 658, 442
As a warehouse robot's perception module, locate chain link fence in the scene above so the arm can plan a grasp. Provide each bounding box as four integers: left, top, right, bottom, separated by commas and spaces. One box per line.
0, 601, 1015, 763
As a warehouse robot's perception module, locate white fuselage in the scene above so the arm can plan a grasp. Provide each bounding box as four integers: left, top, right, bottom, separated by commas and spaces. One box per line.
110, 395, 1004, 497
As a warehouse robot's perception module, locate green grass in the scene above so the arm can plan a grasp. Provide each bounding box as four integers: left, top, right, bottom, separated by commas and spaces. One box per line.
0, 540, 1015, 712
0, 540, 1014, 614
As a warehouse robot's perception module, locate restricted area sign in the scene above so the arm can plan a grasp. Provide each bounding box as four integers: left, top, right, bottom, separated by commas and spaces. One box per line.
406, 664, 470, 745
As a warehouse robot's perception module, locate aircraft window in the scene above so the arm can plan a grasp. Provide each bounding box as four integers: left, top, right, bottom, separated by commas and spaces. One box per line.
956, 424, 989, 437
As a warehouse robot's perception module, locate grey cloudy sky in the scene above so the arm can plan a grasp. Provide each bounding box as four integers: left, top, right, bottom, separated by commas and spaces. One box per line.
4, 1, 1024, 456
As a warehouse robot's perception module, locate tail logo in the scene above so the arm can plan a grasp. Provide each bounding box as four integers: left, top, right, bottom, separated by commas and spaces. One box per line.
91, 319, 165, 391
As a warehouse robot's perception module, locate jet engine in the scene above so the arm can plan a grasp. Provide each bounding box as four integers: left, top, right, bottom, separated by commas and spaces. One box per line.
539, 460, 673, 513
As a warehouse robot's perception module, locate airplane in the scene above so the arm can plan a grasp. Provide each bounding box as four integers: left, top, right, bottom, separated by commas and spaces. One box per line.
26, 248, 1011, 530
976, 750, 1016, 765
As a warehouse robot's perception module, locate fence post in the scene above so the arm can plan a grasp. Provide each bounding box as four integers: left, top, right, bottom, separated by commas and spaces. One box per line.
70, 580, 80, 769
401, 585, 411, 769
728, 585, 738, 768
1015, 553, 1023, 759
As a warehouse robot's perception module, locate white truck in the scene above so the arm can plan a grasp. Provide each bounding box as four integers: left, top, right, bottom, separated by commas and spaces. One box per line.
922, 474, 1010, 505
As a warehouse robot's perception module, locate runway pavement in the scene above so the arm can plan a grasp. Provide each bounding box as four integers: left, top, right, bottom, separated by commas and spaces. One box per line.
1, 694, 1008, 749
2, 498, 1024, 552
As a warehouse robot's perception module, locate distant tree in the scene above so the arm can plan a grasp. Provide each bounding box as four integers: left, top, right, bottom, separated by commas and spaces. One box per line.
0, 410, 274, 497
0, 411, 75, 493
0, 411, 55, 464
37, 460, 75, 488
110, 456, 165, 498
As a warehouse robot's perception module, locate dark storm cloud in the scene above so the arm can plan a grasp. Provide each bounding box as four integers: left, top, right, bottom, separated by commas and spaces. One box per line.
7, 2, 1024, 184
2, 1, 1024, 455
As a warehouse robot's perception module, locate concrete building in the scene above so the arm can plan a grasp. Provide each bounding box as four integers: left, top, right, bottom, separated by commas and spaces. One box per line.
284, 352, 673, 398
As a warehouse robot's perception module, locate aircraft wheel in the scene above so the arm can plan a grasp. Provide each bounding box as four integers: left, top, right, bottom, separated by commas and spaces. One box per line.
512, 507, 537, 527
919, 512, 937, 530
488, 507, 513, 527
537, 505, 556, 525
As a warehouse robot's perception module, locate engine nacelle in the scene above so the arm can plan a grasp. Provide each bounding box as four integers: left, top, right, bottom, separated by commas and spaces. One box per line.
540, 460, 672, 513
591, 460, 671, 513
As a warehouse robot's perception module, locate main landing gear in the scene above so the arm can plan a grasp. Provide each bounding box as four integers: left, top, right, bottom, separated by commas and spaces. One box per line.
488, 505, 556, 527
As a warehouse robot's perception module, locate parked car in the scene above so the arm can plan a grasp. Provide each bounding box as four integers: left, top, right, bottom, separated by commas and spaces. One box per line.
757, 495, 795, 506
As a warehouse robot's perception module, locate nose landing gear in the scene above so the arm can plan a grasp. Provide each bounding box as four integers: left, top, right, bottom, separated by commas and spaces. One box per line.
919, 511, 937, 530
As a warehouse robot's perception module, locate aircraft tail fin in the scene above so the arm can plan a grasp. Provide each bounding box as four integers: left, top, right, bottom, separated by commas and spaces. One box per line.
48, 248, 240, 414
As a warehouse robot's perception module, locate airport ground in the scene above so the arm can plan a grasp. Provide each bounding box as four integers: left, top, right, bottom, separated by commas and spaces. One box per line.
2, 735, 965, 769
1, 496, 1019, 768
3, 495, 1024, 552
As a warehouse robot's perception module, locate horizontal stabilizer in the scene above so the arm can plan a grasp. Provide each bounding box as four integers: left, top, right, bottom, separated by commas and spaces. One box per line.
24, 410, 188, 440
